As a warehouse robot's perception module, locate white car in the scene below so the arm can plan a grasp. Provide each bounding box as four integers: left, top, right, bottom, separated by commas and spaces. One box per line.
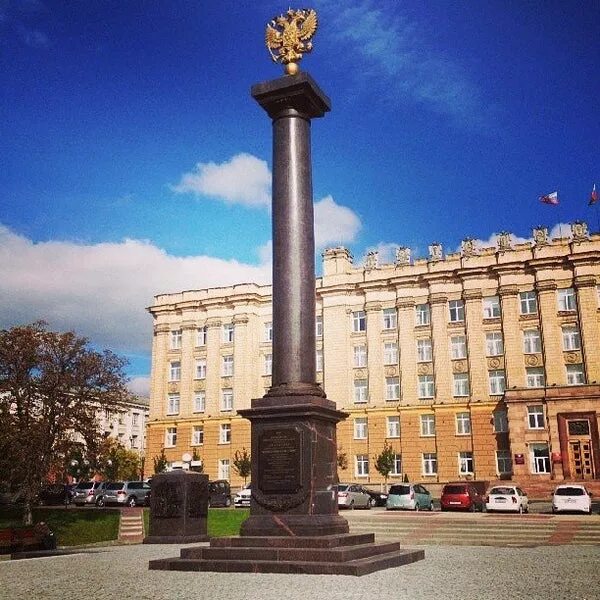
234, 483, 251, 508
485, 486, 529, 513
552, 484, 592, 515
336, 483, 371, 510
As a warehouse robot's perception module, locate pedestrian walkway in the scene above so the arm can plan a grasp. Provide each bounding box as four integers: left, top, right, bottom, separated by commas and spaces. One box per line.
345, 511, 600, 547
118, 507, 144, 543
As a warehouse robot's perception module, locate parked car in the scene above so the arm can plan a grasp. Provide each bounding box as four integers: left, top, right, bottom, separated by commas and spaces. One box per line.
440, 482, 485, 512
336, 483, 372, 510
99, 481, 151, 507
386, 483, 433, 511
234, 483, 251, 508
72, 481, 106, 506
38, 483, 74, 506
209, 480, 232, 507
364, 488, 388, 507
485, 486, 529, 513
552, 484, 592, 515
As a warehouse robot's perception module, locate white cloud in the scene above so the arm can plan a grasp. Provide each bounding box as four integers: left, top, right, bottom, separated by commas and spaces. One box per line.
314, 195, 362, 247
0, 224, 270, 356
127, 376, 150, 398
173, 153, 271, 207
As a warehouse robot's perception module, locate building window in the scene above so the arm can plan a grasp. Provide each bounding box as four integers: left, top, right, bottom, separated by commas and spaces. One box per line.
219, 423, 231, 444
264, 322, 272, 342
449, 299, 465, 322
221, 355, 234, 377
170, 329, 182, 350
382, 308, 397, 330
383, 342, 398, 365
493, 410, 508, 433
530, 443, 550, 474
385, 377, 400, 401
488, 370, 505, 395
496, 450, 512, 475
352, 310, 366, 332
422, 453, 437, 476
520, 291, 538, 315
222, 323, 235, 343
221, 389, 233, 412
353, 345, 367, 367
165, 427, 177, 447
459, 452, 474, 475
218, 458, 230, 480
566, 364, 585, 385
526, 367, 545, 388
316, 349, 323, 373
316, 315, 323, 337
193, 391, 205, 413
557, 288, 576, 312
562, 326, 581, 351
131, 435, 138, 449
169, 361, 181, 382
355, 455, 369, 477
416, 338, 432, 362
195, 359, 206, 380
354, 417, 368, 439
166, 394, 180, 415
196, 326, 207, 347
415, 303, 431, 326
391, 454, 402, 476
387, 416, 400, 438
456, 412, 471, 435
132, 413, 139, 426
523, 329, 542, 354
192, 426, 204, 446
418, 375, 435, 398
527, 405, 545, 429
264, 353, 272, 375
453, 373, 470, 397
450, 335, 467, 359
486, 332, 504, 357
354, 379, 368, 404
483, 296, 501, 319
420, 414, 435, 437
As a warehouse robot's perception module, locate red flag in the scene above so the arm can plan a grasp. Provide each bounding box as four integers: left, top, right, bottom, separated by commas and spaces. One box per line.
540, 191, 559, 205
589, 184, 598, 206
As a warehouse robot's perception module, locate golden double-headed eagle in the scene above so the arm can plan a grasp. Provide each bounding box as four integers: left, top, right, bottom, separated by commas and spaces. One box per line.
265, 8, 318, 75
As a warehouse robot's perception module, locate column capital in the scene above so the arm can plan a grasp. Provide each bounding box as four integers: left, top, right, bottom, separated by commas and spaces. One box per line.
154, 324, 171, 335
365, 301, 382, 313
205, 319, 222, 329
396, 298, 415, 310
574, 275, 597, 289
536, 280, 557, 293
233, 314, 250, 325
498, 284, 519, 298
429, 293, 448, 306
462, 289, 483, 301
180, 321, 197, 331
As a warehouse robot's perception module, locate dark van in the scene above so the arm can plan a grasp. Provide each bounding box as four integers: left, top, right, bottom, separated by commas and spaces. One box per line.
209, 480, 232, 507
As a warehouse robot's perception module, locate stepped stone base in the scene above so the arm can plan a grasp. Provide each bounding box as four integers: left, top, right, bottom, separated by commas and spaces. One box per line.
148, 533, 424, 576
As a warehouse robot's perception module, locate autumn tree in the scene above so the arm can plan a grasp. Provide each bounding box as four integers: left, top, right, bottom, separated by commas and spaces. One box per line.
0, 322, 131, 524
336, 448, 348, 471
232, 448, 251, 484
374, 441, 396, 492
152, 447, 168, 474
97, 438, 140, 481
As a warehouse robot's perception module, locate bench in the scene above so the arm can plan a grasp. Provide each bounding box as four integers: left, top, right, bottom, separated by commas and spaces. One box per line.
0, 523, 56, 554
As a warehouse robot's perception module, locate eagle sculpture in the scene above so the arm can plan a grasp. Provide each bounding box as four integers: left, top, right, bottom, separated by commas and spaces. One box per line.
265, 8, 318, 74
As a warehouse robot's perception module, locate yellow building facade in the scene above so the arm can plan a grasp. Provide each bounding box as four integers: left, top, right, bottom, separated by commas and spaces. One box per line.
147, 223, 600, 492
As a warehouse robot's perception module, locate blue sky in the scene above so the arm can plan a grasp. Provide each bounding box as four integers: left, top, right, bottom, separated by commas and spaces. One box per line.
1, 0, 599, 395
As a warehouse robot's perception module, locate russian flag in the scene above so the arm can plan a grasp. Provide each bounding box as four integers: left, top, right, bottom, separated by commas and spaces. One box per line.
540, 191, 559, 205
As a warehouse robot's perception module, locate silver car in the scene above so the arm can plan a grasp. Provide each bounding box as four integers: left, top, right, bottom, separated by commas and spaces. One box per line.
336, 483, 372, 510
72, 481, 106, 506
99, 481, 150, 507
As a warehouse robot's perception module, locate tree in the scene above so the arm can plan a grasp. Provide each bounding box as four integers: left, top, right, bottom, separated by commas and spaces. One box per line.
97, 438, 140, 481
336, 448, 348, 471
152, 447, 168, 474
374, 441, 396, 492
0, 322, 130, 524
232, 448, 251, 484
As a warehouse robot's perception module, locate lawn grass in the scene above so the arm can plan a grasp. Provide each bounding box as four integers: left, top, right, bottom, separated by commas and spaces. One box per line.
142, 507, 248, 537
0, 506, 120, 546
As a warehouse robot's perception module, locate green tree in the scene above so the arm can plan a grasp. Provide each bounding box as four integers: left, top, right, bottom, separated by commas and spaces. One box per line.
0, 322, 130, 524
232, 448, 251, 484
98, 438, 140, 481
337, 448, 348, 471
152, 447, 168, 474
374, 441, 396, 492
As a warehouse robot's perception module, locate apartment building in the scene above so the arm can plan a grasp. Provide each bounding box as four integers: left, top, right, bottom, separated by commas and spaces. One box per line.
146, 222, 600, 489
101, 396, 149, 455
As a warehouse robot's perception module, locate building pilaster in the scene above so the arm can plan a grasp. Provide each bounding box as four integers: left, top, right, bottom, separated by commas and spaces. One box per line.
574, 275, 600, 382
430, 293, 452, 400
499, 285, 526, 388
365, 302, 383, 404
536, 280, 563, 385
396, 298, 416, 405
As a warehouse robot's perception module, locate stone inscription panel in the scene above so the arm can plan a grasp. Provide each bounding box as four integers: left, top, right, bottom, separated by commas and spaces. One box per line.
258, 427, 302, 494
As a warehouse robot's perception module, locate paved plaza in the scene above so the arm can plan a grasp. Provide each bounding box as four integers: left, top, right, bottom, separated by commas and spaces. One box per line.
2, 540, 599, 600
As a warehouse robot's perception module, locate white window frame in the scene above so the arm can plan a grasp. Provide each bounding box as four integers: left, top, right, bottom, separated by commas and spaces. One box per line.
355, 454, 369, 477
382, 308, 397, 330
422, 453, 437, 476
417, 338, 432, 362
221, 389, 233, 412
352, 310, 366, 332
459, 452, 474, 475
493, 410, 508, 433
166, 393, 180, 415
456, 412, 471, 435
566, 364, 585, 385
488, 370, 506, 395
496, 450, 512, 475
222, 355, 234, 377
420, 414, 435, 437
415, 303, 431, 326
354, 379, 368, 404
264, 353, 272, 376
391, 454, 402, 476
170, 329, 182, 350
218, 458, 230, 480
387, 416, 400, 438
315, 315, 323, 337
453, 373, 470, 397
219, 423, 231, 444
165, 427, 177, 448
192, 426, 204, 446
353, 345, 367, 368
169, 361, 181, 382
196, 326, 207, 347
195, 359, 206, 380
418, 374, 435, 398
557, 288, 576, 312
222, 323, 235, 343
316, 349, 323, 373
562, 326, 581, 351
353, 417, 368, 440
530, 443, 551, 474
193, 391, 206, 413
383, 341, 398, 365
264, 322, 272, 342
483, 296, 501, 319
449, 299, 465, 322
385, 376, 400, 401
520, 291, 538, 315
486, 332, 504, 357
526, 367, 545, 388
527, 405, 545, 429
450, 335, 467, 359
523, 329, 542, 354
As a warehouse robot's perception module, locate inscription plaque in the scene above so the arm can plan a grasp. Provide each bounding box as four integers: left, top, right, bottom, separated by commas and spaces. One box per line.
258, 427, 302, 494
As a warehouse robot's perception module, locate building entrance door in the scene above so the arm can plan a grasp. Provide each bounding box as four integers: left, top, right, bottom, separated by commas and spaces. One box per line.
567, 419, 594, 479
